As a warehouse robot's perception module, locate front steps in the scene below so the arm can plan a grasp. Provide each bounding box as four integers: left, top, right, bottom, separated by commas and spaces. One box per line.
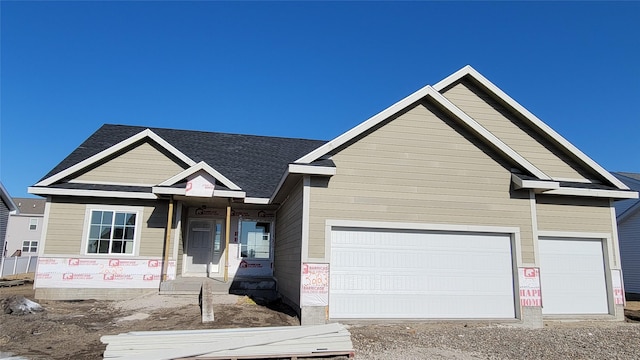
160, 276, 277, 301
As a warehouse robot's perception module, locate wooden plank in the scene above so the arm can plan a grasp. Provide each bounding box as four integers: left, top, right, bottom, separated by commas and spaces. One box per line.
0, 280, 25, 287
104, 324, 346, 360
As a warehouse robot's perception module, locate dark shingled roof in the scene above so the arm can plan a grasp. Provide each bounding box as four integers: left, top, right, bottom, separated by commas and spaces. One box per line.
40, 124, 329, 198
612, 172, 640, 218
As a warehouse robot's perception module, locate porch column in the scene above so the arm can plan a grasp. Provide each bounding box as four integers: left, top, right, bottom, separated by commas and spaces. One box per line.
162, 197, 174, 281
224, 200, 231, 282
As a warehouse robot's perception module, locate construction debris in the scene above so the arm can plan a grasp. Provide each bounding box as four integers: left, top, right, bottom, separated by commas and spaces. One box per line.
2, 295, 44, 315
101, 323, 354, 360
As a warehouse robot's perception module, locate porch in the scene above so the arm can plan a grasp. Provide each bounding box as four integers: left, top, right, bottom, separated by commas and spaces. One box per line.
159, 275, 277, 301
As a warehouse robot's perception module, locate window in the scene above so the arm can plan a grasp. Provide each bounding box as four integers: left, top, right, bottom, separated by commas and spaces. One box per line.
87, 210, 137, 254
29, 218, 38, 231
239, 221, 270, 259
22, 241, 38, 253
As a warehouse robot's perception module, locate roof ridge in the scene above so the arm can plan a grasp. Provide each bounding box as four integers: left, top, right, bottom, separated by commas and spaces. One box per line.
102, 124, 327, 143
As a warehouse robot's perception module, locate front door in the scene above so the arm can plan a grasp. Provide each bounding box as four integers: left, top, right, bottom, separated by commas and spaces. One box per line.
185, 219, 224, 276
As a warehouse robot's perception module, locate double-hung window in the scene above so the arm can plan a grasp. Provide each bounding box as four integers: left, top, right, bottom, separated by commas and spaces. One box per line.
22, 241, 38, 253
87, 210, 137, 254
29, 218, 38, 230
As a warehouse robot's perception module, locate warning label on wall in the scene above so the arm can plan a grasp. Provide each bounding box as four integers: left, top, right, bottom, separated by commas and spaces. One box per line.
519, 267, 541, 307
612, 269, 625, 305
301, 263, 329, 307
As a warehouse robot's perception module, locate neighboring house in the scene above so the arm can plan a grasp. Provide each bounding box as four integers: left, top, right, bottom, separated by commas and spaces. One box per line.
4, 198, 46, 257
28, 66, 638, 327
612, 172, 640, 297
0, 182, 18, 257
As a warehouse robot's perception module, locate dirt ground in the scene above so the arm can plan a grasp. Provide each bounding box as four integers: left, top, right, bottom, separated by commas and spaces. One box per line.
0, 281, 299, 359
2, 278, 640, 360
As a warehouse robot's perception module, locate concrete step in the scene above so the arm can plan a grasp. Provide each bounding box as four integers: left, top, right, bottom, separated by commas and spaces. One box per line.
160, 277, 277, 300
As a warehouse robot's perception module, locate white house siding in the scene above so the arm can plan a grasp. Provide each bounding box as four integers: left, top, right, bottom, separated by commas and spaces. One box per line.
308, 99, 535, 263
73, 141, 186, 185
618, 210, 640, 294
274, 179, 304, 309
441, 80, 595, 182
4, 214, 43, 256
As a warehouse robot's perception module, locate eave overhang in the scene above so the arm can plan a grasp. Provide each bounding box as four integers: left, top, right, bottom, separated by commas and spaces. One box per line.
511, 174, 638, 199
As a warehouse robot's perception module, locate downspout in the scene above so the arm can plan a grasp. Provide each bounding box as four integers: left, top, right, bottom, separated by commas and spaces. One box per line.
224, 199, 231, 282
162, 197, 174, 282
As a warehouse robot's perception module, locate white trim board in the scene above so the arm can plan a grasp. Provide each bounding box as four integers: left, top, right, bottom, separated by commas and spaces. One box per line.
433, 65, 629, 191
28, 187, 158, 200
541, 187, 638, 199
158, 161, 242, 191
35, 129, 196, 187
294, 79, 549, 180
269, 164, 337, 204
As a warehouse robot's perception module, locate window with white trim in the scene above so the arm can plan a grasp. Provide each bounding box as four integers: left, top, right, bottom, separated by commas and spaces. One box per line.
22, 241, 38, 253
29, 218, 38, 231
87, 210, 137, 254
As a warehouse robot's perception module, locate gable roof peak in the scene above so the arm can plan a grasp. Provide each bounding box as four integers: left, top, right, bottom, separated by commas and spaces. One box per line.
432, 66, 629, 190
35, 128, 195, 187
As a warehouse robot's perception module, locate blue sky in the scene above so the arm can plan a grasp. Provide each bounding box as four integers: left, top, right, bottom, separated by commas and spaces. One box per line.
1, 1, 638, 198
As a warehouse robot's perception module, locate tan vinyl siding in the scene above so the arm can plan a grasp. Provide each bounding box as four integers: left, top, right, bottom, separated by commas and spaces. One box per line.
44, 200, 86, 255
536, 196, 613, 233
308, 100, 535, 263
44, 197, 172, 258
274, 179, 304, 308
442, 80, 594, 181
536, 195, 615, 265
73, 141, 186, 185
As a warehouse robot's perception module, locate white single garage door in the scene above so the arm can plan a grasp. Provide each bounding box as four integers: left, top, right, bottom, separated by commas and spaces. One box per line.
329, 228, 515, 319
539, 238, 609, 315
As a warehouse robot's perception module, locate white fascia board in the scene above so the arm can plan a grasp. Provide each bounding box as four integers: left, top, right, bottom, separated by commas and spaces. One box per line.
158, 161, 242, 191
295, 83, 434, 164
430, 88, 550, 180
541, 187, 639, 199
269, 169, 291, 203
152, 187, 246, 199
36, 129, 196, 187
511, 174, 560, 190
432, 65, 475, 91
293, 79, 549, 180
70, 179, 157, 187
434, 65, 629, 190
28, 187, 157, 200
288, 164, 336, 176
244, 197, 270, 204
152, 187, 186, 196
213, 189, 246, 198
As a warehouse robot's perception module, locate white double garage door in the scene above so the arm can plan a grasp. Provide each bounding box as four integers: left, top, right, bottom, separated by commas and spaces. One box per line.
329, 227, 610, 319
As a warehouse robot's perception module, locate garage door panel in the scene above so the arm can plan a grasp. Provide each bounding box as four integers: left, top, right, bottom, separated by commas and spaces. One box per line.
330, 293, 515, 319
329, 229, 515, 319
539, 238, 609, 315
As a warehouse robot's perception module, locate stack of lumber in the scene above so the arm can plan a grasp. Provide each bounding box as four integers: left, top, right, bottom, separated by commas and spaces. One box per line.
101, 323, 354, 360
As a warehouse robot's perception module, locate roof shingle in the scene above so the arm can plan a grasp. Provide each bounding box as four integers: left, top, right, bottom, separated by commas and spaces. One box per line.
40, 124, 328, 198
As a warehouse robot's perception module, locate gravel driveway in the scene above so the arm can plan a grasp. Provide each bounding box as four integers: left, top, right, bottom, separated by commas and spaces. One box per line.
349, 321, 640, 359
